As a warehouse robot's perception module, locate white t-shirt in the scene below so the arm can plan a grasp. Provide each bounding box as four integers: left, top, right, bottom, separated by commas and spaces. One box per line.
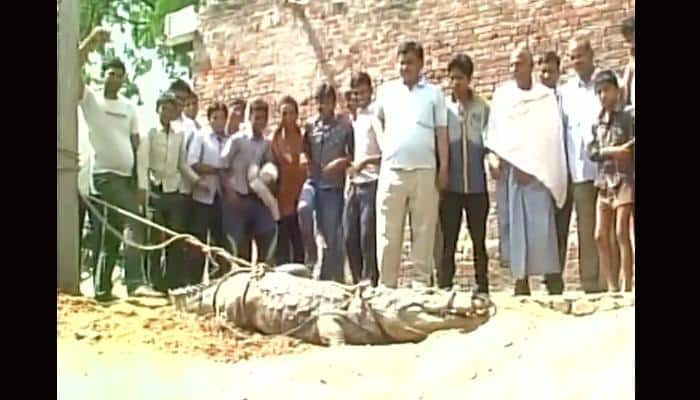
172, 114, 199, 194
79, 87, 140, 178
351, 103, 381, 183
374, 77, 447, 170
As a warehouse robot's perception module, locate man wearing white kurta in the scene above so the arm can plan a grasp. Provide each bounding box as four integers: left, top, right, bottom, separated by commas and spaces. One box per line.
485, 46, 568, 295
374, 41, 450, 288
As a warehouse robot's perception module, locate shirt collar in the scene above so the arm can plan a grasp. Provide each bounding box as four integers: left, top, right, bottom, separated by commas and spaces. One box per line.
358, 102, 375, 115
241, 126, 266, 140
575, 68, 601, 89
402, 75, 428, 89
209, 129, 226, 141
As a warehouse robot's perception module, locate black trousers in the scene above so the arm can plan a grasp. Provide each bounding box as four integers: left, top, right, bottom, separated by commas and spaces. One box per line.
343, 181, 379, 286
546, 180, 574, 295
437, 191, 490, 293
275, 213, 304, 265
148, 191, 188, 291
189, 196, 227, 284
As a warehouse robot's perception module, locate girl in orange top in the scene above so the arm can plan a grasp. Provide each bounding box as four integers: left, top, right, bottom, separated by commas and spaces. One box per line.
271, 96, 307, 264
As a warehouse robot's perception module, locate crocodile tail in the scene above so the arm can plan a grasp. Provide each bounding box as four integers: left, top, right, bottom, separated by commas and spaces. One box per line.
168, 282, 209, 297
168, 282, 212, 313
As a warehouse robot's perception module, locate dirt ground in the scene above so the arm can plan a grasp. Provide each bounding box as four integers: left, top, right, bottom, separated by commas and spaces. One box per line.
59, 206, 635, 399
57, 291, 634, 400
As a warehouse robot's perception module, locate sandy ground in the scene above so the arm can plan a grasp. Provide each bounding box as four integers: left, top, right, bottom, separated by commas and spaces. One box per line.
60, 198, 635, 399
58, 290, 634, 400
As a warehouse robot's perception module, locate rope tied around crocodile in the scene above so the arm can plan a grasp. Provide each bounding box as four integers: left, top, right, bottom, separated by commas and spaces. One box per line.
79, 193, 266, 272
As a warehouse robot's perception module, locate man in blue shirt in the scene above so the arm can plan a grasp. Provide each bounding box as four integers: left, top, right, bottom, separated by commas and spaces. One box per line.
298, 84, 354, 282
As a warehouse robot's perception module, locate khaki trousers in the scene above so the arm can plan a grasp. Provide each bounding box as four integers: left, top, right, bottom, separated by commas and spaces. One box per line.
376, 168, 439, 288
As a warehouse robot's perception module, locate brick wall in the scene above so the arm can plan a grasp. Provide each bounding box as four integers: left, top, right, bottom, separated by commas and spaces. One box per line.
193, 0, 634, 121
194, 0, 634, 290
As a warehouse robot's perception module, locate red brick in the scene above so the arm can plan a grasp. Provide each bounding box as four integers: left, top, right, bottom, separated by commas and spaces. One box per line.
194, 0, 635, 123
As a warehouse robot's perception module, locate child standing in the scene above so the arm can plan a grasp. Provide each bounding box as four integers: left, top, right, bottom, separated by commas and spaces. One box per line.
587, 70, 635, 292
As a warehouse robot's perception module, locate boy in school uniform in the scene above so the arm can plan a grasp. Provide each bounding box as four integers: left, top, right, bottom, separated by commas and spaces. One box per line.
137, 92, 197, 291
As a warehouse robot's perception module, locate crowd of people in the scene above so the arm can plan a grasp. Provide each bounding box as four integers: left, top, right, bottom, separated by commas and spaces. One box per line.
75, 16, 635, 303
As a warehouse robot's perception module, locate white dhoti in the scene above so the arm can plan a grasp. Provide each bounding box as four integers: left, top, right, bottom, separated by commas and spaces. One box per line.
497, 164, 559, 279
486, 81, 568, 279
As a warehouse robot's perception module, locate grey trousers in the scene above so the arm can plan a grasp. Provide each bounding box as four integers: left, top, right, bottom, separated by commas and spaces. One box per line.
90, 173, 147, 296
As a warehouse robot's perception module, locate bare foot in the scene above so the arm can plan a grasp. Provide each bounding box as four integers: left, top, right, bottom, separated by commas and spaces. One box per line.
607, 282, 620, 293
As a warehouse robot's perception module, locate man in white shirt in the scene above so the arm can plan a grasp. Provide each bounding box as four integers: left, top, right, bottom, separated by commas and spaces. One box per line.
374, 41, 449, 288
187, 102, 230, 283
344, 72, 381, 286
485, 46, 567, 296
168, 83, 200, 185
184, 92, 202, 130
78, 28, 161, 301
137, 92, 198, 291
168, 79, 202, 267
559, 33, 619, 293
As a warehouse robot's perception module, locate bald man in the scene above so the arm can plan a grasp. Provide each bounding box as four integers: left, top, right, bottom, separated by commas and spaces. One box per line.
559, 34, 619, 293
485, 46, 568, 295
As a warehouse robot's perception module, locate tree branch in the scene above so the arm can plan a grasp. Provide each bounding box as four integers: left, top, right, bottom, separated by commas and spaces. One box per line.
139, 0, 156, 10
109, 12, 149, 26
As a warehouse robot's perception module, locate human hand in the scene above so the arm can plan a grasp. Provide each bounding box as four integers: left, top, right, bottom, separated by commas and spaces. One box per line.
89, 27, 111, 46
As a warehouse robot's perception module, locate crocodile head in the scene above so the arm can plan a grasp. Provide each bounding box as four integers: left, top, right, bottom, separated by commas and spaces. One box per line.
363, 288, 494, 342
168, 283, 216, 315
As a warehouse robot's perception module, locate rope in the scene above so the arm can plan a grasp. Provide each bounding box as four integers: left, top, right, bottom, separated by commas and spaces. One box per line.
80, 193, 260, 270
80, 193, 197, 252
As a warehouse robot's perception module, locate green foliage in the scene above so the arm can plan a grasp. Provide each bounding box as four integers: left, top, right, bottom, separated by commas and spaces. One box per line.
79, 0, 199, 100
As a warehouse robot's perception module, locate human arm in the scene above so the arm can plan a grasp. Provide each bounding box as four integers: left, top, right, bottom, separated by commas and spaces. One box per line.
299, 123, 312, 169
483, 90, 504, 181
178, 130, 201, 186
185, 132, 211, 188
189, 135, 224, 175
435, 89, 449, 190
586, 124, 628, 162
136, 128, 151, 193
322, 123, 354, 177
78, 28, 110, 100
348, 155, 382, 176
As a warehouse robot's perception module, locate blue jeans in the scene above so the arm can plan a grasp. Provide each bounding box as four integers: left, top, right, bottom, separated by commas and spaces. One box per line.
298, 180, 345, 282
343, 180, 378, 286
222, 193, 277, 264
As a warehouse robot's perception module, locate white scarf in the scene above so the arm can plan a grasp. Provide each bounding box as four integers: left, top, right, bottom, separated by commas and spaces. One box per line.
485, 81, 568, 208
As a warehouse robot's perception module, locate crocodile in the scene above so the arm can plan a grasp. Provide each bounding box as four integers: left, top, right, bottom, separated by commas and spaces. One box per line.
169, 264, 494, 346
